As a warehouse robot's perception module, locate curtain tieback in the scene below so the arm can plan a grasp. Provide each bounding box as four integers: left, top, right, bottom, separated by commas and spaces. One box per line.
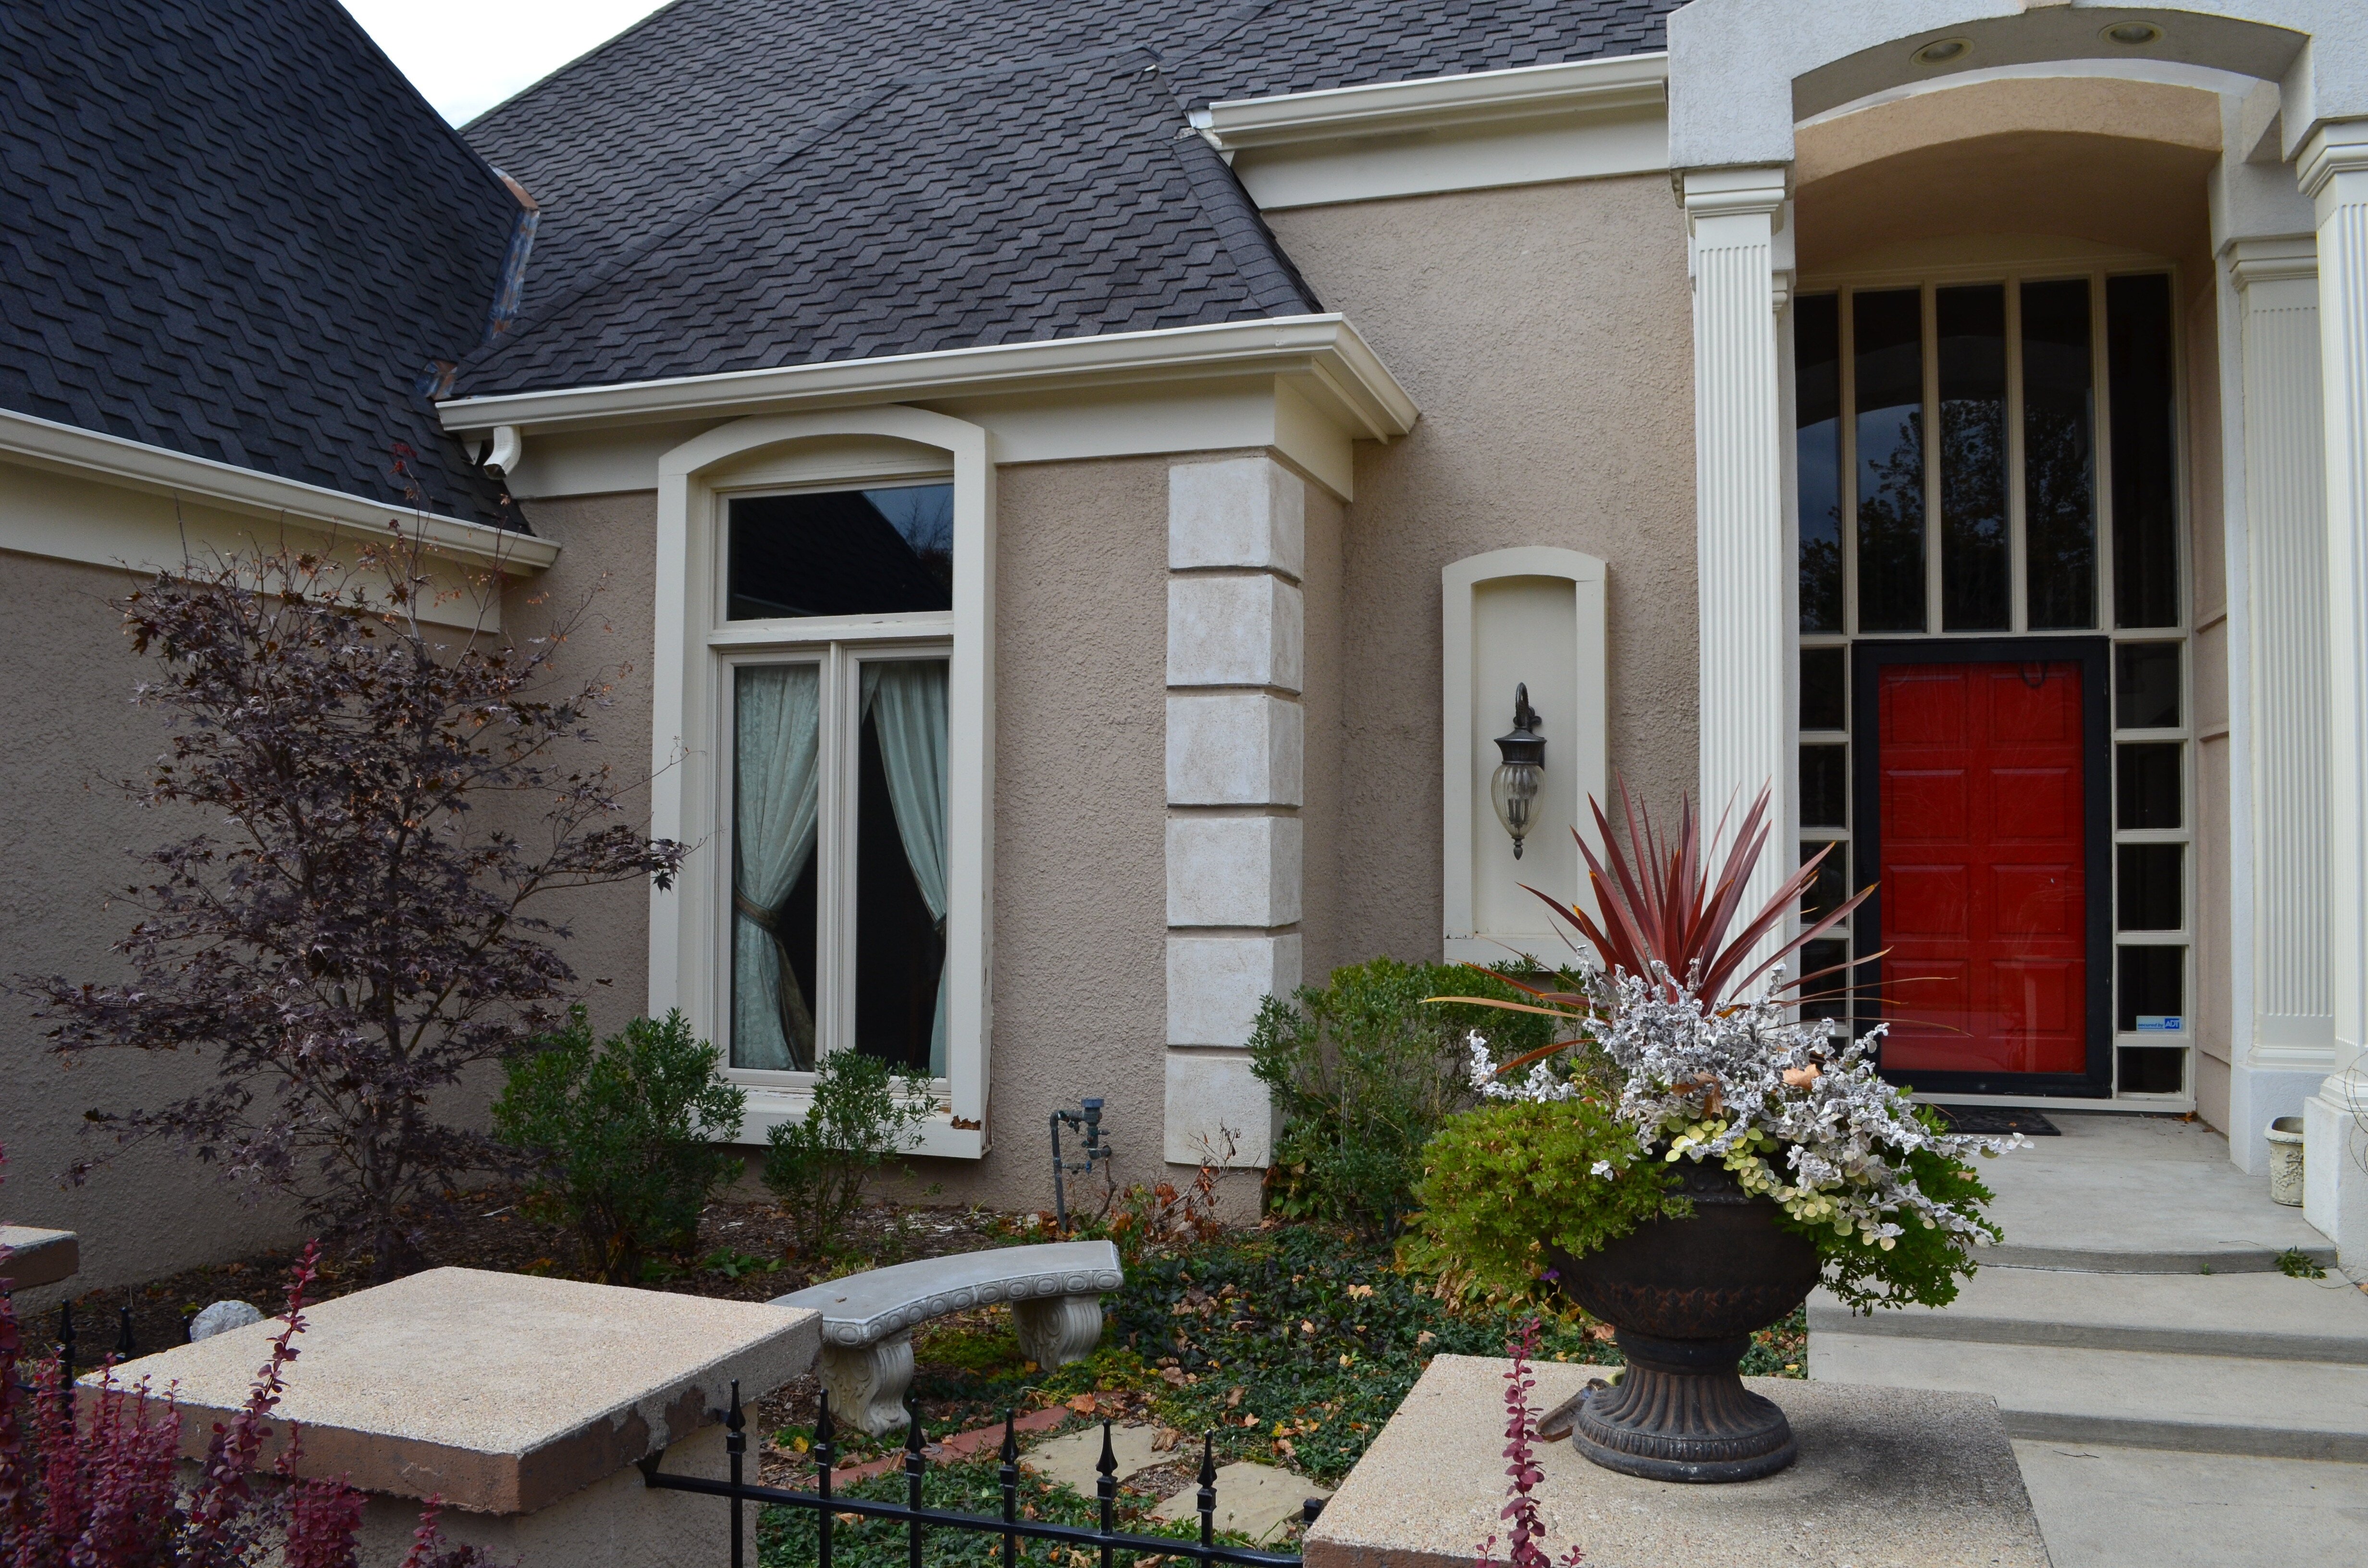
733, 890, 779, 931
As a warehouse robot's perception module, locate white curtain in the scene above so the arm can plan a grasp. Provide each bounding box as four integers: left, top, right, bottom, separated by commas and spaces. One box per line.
733, 664, 822, 1069
863, 660, 951, 1076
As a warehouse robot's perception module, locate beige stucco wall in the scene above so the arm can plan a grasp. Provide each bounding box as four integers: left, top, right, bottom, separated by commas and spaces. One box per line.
0, 546, 303, 1294
1268, 173, 1700, 971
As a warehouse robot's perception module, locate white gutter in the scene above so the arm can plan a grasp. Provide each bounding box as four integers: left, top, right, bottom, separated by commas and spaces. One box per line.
0, 406, 557, 574
436, 313, 1420, 444
1203, 52, 1668, 151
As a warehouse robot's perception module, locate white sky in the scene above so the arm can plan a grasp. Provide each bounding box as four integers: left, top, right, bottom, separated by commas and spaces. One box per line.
340, 1, 676, 126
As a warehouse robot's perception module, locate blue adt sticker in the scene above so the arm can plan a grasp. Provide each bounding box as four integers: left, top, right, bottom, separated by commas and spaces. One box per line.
2135, 1015, 2183, 1032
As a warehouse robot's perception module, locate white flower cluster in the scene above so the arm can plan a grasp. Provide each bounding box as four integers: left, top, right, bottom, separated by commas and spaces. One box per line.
1466, 970, 2025, 1250
1465, 1030, 1579, 1102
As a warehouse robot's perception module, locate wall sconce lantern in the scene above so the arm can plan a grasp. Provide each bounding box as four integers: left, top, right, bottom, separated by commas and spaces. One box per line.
1490, 683, 1547, 859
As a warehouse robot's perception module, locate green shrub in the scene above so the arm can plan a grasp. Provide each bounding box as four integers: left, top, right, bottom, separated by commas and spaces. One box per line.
1246, 958, 1558, 1234
761, 1050, 934, 1258
492, 1007, 746, 1284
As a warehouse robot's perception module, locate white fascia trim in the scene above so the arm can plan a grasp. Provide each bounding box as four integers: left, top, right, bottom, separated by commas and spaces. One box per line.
436, 315, 1419, 445
1204, 52, 1668, 150
0, 406, 556, 575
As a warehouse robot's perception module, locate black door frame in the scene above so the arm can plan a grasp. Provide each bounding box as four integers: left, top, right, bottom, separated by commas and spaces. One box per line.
1849, 636, 2114, 1099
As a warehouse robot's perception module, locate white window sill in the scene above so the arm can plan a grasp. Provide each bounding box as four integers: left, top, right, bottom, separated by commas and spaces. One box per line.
730, 1085, 986, 1159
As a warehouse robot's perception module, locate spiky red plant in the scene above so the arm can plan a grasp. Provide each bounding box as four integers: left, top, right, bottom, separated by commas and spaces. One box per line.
1532, 782, 1868, 1008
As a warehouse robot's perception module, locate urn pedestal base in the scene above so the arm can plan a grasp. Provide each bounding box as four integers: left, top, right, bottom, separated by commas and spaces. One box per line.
1567, 1330, 1796, 1482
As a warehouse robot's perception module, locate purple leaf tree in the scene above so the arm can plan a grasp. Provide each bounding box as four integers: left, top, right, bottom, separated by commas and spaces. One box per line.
19, 539, 685, 1278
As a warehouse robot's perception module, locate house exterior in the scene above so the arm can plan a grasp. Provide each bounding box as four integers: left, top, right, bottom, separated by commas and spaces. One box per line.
8, 0, 2368, 1286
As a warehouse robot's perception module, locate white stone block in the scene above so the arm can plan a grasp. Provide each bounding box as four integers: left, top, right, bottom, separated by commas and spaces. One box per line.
1168, 933, 1301, 1047
1163, 1048, 1279, 1166
1167, 693, 1303, 805
1166, 815, 1302, 928
2301, 1075, 2368, 1261
1168, 456, 1305, 577
1168, 576, 1303, 691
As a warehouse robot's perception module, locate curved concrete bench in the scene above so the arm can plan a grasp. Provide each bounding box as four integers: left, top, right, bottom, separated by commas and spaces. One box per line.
771, 1240, 1123, 1436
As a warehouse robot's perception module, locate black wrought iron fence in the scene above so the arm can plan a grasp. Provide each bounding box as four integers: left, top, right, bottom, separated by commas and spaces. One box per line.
639, 1383, 1317, 1568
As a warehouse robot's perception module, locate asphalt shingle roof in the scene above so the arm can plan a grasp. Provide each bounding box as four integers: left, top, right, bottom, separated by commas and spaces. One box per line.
456, 0, 1677, 399
2, 0, 526, 526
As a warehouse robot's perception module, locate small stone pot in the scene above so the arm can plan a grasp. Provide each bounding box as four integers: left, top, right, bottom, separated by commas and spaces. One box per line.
1548, 1158, 1820, 1483
2267, 1116, 2306, 1207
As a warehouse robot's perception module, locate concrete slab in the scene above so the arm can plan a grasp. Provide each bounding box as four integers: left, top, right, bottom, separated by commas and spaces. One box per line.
1020, 1422, 1169, 1494
2011, 1439, 2368, 1568
1811, 1332, 2368, 1459
92, 1266, 819, 1513
1809, 1267, 2368, 1361
1307, 1355, 2049, 1568
0, 1225, 78, 1290
1154, 1463, 1332, 1546
1976, 1114, 2333, 1271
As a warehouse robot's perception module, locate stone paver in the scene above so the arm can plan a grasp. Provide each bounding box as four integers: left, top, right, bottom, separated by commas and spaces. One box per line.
1154, 1462, 1332, 1546
1021, 1422, 1171, 1494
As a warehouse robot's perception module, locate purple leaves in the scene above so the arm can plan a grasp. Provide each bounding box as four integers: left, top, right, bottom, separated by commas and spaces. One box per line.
1473, 1318, 1583, 1568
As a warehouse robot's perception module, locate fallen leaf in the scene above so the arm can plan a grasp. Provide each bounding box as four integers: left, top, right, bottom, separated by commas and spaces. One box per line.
1159, 1367, 1187, 1387
1224, 1387, 1243, 1409
1067, 1394, 1098, 1415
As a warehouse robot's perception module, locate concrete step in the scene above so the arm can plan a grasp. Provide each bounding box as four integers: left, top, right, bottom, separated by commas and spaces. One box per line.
1808, 1269, 2368, 1363
1810, 1331, 2368, 1462
2010, 1439, 2368, 1568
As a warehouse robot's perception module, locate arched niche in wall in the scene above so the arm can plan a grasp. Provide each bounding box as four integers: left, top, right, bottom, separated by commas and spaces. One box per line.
1442, 547, 1607, 967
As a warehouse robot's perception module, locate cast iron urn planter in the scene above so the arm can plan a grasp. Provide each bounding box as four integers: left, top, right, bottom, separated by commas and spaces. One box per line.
1545, 1157, 1820, 1482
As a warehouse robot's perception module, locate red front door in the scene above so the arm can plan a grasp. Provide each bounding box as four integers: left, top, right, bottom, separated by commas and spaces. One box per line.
1875, 661, 2088, 1076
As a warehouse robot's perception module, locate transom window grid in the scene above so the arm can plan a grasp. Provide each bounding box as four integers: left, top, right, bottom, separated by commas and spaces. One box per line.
1794, 265, 2191, 1101
710, 478, 956, 1093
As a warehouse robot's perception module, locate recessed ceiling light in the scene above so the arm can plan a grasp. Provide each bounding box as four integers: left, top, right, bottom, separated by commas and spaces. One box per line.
2102, 21, 2163, 47
1912, 37, 1973, 66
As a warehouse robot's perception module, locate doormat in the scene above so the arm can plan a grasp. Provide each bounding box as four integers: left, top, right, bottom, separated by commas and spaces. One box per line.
1930, 1105, 2060, 1135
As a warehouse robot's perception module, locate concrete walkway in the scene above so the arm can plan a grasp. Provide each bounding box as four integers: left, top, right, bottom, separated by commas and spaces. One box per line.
1812, 1112, 2368, 1568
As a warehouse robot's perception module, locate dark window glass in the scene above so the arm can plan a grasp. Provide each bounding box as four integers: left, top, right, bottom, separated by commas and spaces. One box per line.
2116, 742, 2182, 829
2115, 642, 2181, 729
1801, 840, 1849, 923
854, 687, 948, 1073
2117, 945, 2184, 1033
2023, 280, 2097, 629
2109, 274, 2180, 629
1801, 646, 1847, 732
728, 485, 954, 620
1938, 285, 2009, 630
2118, 1045, 2185, 1092
1801, 744, 1848, 828
2117, 843, 2183, 931
1800, 937, 1851, 1023
1797, 294, 1845, 634
1854, 289, 1927, 632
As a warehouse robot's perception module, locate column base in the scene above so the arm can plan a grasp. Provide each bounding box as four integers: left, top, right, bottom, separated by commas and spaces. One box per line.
2228, 1060, 2336, 1173
2301, 1072, 2368, 1264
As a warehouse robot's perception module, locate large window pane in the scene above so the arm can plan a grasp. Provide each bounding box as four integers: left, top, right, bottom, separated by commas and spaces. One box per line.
2023, 280, 2097, 629
856, 659, 951, 1076
1938, 285, 2009, 630
1797, 294, 1844, 634
731, 664, 823, 1070
728, 484, 954, 620
1855, 289, 1926, 632
2109, 273, 2180, 628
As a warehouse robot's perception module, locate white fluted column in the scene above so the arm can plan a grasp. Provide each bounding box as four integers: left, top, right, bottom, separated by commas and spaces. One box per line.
2301, 120, 2368, 1258
1685, 166, 1792, 968
2226, 238, 2335, 1173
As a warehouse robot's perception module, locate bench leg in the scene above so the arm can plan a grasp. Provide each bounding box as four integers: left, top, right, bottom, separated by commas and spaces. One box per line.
1013, 1294, 1105, 1370
818, 1333, 914, 1437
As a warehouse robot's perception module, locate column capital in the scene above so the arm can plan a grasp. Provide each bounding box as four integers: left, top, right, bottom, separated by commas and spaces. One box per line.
2223, 233, 2318, 290
2298, 119, 2368, 205
1679, 164, 1790, 225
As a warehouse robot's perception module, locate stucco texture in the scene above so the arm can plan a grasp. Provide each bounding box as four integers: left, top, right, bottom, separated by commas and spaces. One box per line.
1268, 174, 1700, 969
0, 547, 302, 1293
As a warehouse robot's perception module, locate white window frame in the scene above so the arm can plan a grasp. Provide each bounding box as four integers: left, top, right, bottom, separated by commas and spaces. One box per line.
650, 408, 995, 1157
